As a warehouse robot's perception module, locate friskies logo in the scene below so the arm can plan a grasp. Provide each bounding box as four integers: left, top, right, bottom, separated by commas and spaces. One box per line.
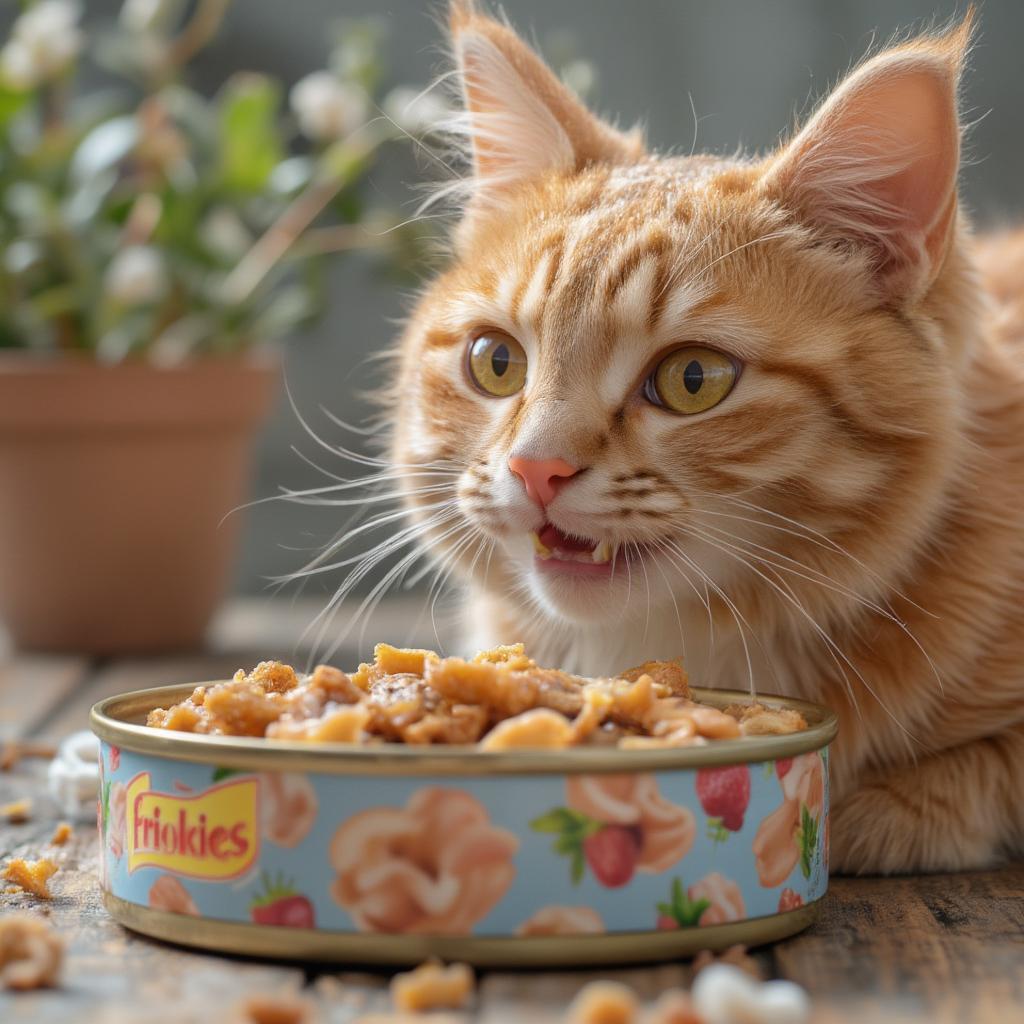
126, 772, 260, 880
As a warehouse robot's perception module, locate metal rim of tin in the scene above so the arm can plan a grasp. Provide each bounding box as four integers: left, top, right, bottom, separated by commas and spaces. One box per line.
91, 683, 839, 775
103, 890, 821, 967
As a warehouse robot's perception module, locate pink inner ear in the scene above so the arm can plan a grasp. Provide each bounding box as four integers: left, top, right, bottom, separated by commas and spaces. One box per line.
842, 70, 959, 245
772, 57, 961, 286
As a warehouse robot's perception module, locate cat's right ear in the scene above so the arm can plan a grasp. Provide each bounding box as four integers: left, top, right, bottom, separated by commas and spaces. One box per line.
449, 1, 643, 199
760, 13, 973, 302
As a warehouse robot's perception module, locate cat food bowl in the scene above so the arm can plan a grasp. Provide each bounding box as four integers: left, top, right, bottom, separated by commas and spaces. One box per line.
90, 684, 836, 967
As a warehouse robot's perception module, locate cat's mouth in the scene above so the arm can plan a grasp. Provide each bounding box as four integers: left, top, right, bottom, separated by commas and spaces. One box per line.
529, 523, 616, 571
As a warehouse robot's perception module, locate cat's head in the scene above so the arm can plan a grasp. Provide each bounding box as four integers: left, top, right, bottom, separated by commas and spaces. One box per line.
391, 2, 978, 636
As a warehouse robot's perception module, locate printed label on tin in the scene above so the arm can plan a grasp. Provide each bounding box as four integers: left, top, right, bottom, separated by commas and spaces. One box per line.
125, 772, 260, 881
99, 741, 830, 940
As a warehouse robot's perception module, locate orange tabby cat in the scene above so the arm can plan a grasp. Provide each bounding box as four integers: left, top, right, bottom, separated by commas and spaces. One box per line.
388, 2, 1024, 874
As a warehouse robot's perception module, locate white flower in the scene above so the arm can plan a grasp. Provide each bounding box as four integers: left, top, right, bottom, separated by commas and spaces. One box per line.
289, 71, 366, 142
0, 0, 83, 90
104, 245, 169, 305
119, 0, 167, 33
692, 963, 811, 1024
199, 207, 252, 260
382, 86, 449, 134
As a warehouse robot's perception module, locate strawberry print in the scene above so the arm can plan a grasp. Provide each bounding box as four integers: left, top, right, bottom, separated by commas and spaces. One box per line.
249, 872, 315, 928
778, 888, 804, 912
655, 878, 711, 929
530, 808, 640, 887
696, 765, 751, 840
583, 825, 641, 888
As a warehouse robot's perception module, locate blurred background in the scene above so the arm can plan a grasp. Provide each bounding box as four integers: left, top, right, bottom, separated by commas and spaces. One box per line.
0, 0, 1020, 657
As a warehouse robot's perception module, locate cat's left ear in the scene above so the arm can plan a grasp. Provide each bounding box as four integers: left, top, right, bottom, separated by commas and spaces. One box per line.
761, 13, 974, 301
449, 1, 643, 198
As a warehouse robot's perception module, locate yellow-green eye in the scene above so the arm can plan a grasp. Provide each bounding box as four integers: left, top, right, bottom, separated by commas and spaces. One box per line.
467, 331, 527, 397
647, 346, 738, 414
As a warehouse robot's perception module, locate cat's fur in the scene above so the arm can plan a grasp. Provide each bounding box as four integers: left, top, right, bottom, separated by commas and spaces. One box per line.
388, 2, 1024, 874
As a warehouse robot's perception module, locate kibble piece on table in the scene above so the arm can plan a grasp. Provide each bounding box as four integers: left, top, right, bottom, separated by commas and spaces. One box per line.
0, 913, 64, 990
390, 960, 474, 1013
0, 798, 32, 823
3, 858, 59, 899
566, 981, 640, 1024
50, 822, 73, 847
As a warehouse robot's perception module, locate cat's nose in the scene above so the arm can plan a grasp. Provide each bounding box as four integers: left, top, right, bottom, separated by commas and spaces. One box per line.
507, 456, 579, 506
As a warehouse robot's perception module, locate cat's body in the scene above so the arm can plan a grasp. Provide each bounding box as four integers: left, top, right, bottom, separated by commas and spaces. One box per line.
388, 3, 1024, 874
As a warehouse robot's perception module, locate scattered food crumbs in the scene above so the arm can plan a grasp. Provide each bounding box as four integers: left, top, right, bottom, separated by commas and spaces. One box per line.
49, 822, 73, 847
0, 741, 58, 772
566, 981, 639, 1024
0, 798, 32, 824
647, 991, 703, 1024
0, 913, 64, 990
2, 859, 59, 899
355, 1017, 464, 1024
390, 960, 474, 1013
236, 993, 314, 1024
692, 944, 762, 981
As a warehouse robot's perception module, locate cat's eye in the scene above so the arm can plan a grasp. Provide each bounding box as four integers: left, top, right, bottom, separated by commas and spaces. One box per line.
467, 330, 528, 398
646, 346, 738, 415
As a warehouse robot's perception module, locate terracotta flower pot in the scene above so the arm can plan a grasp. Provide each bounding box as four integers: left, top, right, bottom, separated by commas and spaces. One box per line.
0, 355, 278, 654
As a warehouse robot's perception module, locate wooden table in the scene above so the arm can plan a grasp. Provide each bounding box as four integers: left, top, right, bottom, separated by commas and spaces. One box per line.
2, 599, 1023, 1023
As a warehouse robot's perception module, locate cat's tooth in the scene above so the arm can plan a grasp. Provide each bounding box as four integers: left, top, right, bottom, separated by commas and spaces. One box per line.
592, 540, 612, 564
531, 532, 552, 559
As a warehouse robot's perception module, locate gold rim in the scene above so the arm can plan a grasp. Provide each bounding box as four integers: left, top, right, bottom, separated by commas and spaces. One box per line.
103, 891, 821, 967
90, 684, 837, 775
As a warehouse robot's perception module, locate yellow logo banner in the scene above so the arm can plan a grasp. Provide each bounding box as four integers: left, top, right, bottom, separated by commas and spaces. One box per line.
126, 772, 260, 880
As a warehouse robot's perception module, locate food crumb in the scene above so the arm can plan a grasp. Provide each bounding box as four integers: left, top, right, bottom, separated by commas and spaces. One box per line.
0, 913, 64, 990
692, 944, 761, 981
0, 798, 32, 824
0, 741, 58, 772
236, 993, 315, 1024
2, 859, 59, 899
390, 960, 474, 1013
565, 980, 639, 1024
647, 990, 703, 1024
50, 822, 73, 847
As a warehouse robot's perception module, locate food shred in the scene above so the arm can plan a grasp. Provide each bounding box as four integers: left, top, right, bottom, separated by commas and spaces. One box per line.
146, 644, 807, 749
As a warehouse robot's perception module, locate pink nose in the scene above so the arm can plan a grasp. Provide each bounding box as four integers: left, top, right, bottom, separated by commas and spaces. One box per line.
508, 456, 579, 506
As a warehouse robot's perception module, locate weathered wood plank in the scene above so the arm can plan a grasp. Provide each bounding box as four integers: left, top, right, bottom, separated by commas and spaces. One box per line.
773, 869, 1024, 1024
0, 655, 91, 741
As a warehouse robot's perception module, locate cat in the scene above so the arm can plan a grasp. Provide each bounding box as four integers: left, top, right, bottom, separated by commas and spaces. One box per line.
386, 1, 1024, 875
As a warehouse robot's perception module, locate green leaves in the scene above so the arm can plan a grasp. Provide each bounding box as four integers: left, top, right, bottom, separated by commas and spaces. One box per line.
0, 84, 29, 129
218, 74, 283, 193
530, 806, 603, 885
656, 878, 710, 928
211, 766, 245, 782
797, 804, 820, 879
101, 780, 111, 834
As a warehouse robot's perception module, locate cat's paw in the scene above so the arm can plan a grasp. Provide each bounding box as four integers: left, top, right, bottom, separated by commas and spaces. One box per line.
830, 781, 1001, 875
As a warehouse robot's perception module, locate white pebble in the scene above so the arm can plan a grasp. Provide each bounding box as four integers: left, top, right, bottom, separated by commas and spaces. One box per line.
692, 963, 810, 1024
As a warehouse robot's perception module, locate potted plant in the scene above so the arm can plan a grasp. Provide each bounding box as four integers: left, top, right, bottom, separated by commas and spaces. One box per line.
0, 0, 429, 652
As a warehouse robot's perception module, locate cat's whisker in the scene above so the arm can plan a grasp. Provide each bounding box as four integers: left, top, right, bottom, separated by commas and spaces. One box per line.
633, 541, 654, 644
692, 230, 791, 281
712, 492, 935, 619
678, 525, 924, 749
648, 545, 687, 661
305, 514, 468, 664
659, 539, 757, 696
683, 514, 945, 697
274, 500, 458, 582
279, 482, 456, 509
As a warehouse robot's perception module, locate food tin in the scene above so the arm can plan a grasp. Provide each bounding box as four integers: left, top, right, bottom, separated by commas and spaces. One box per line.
90, 684, 837, 967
